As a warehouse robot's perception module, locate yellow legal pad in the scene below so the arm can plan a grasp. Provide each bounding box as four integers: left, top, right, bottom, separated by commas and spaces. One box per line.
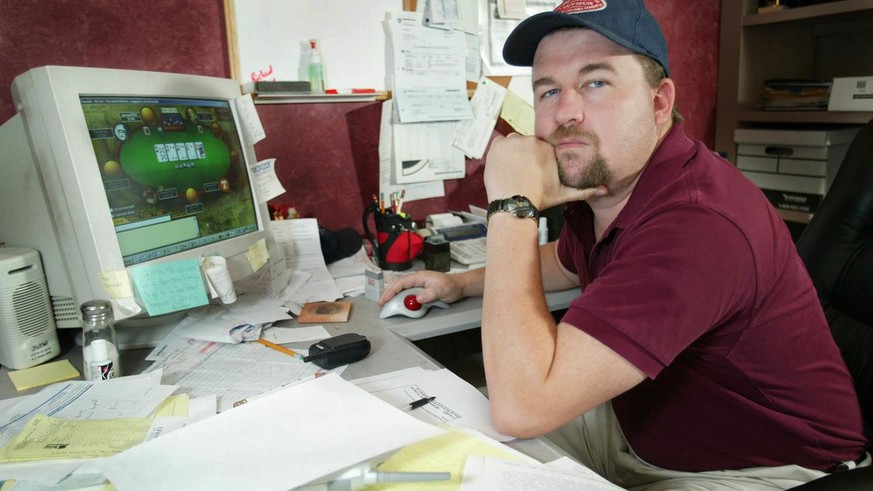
7, 359, 80, 391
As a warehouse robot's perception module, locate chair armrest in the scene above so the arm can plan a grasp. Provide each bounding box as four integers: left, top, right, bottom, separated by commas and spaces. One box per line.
790, 466, 873, 490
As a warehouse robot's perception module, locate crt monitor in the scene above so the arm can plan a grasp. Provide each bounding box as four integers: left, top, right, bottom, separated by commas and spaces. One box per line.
0, 66, 270, 347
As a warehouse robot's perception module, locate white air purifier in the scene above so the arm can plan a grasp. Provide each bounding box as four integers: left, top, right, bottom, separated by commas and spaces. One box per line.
0, 247, 61, 369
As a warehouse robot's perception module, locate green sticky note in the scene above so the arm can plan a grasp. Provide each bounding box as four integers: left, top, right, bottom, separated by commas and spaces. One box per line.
130, 259, 209, 316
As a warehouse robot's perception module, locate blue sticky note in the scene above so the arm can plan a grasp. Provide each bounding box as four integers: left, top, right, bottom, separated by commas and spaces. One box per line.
129, 259, 209, 316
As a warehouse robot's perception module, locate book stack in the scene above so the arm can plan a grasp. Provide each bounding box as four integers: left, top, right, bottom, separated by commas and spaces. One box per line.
761, 79, 831, 111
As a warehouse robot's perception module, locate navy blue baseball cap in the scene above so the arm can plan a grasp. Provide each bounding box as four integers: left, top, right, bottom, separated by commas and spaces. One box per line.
502, 0, 670, 77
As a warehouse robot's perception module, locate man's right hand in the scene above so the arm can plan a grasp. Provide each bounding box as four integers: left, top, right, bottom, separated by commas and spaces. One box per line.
378, 270, 469, 307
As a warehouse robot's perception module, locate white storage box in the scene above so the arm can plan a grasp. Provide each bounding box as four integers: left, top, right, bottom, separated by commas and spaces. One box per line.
734, 128, 859, 213
828, 76, 873, 112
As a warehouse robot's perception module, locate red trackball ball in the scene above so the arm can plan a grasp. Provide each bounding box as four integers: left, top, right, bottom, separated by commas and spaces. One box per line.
404, 295, 422, 311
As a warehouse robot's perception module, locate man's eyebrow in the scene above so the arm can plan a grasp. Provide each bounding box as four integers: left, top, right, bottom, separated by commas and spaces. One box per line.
532, 76, 556, 91
580, 62, 617, 77
532, 62, 618, 90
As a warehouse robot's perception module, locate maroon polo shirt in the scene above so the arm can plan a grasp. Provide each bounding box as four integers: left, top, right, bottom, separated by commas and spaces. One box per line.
557, 123, 866, 472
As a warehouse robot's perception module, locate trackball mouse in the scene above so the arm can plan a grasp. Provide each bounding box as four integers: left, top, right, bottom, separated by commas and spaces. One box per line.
379, 287, 450, 319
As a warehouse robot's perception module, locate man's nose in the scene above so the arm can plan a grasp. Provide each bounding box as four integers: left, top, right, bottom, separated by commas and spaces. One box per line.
553, 91, 584, 126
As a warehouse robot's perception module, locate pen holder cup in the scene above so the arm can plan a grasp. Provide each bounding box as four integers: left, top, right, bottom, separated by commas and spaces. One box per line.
362, 203, 424, 271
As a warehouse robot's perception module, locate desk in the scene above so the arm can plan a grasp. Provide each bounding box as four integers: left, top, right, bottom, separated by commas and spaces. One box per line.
0, 288, 579, 465
0, 303, 443, 399
376, 288, 580, 341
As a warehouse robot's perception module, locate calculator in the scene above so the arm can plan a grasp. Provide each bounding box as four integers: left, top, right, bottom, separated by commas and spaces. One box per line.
449, 237, 487, 265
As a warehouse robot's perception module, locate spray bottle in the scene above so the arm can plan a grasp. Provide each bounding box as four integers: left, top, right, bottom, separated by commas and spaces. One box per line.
308, 39, 324, 93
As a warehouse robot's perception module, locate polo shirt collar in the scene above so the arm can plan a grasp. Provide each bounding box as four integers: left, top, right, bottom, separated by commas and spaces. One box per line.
609, 122, 696, 231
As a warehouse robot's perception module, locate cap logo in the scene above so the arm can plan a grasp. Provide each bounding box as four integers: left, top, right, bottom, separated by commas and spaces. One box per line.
556, 0, 607, 14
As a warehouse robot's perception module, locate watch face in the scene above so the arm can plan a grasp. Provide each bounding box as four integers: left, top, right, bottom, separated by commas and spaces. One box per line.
508, 196, 534, 216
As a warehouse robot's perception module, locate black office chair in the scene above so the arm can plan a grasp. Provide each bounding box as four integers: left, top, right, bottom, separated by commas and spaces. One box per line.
791, 119, 873, 490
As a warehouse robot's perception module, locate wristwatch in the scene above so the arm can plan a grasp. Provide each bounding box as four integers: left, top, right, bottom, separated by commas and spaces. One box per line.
487, 195, 540, 222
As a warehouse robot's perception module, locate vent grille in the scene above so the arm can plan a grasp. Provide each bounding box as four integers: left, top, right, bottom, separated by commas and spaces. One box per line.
51, 295, 81, 327
8, 281, 52, 337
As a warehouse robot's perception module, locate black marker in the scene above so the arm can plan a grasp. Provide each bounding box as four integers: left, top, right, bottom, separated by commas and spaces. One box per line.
401, 396, 435, 411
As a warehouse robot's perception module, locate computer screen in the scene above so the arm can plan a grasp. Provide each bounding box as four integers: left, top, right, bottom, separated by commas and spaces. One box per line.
0, 66, 271, 348
80, 96, 258, 267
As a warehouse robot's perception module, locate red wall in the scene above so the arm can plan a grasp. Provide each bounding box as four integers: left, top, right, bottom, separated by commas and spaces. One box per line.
0, 0, 721, 233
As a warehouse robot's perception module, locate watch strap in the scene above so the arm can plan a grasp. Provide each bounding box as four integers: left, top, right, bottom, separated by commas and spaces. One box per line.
487, 195, 540, 222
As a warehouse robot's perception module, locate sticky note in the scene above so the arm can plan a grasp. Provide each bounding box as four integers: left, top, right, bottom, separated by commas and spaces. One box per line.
100, 270, 133, 298
8, 359, 80, 391
129, 259, 209, 316
500, 89, 535, 136
246, 238, 269, 272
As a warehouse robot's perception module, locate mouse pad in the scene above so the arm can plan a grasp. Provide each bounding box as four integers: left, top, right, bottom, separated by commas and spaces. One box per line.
298, 301, 352, 323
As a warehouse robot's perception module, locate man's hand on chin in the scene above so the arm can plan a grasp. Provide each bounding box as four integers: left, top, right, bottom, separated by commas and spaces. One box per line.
484, 133, 607, 209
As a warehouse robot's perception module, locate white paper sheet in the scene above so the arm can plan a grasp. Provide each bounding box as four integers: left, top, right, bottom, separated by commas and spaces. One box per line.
143, 336, 336, 412
326, 246, 374, 279
145, 395, 217, 442
453, 76, 508, 159
379, 99, 446, 203
270, 218, 344, 313
251, 158, 287, 203
0, 372, 173, 447
460, 454, 626, 491
479, 0, 559, 77
394, 119, 466, 183
352, 367, 512, 442
96, 374, 445, 491
262, 325, 331, 344
387, 11, 473, 124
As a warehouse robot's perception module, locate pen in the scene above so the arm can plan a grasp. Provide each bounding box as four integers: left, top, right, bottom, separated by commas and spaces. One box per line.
257, 338, 304, 360
399, 396, 435, 411
365, 470, 450, 484
396, 189, 406, 214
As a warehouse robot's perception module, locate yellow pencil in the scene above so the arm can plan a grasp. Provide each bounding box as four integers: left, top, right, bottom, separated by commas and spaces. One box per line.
257, 338, 304, 360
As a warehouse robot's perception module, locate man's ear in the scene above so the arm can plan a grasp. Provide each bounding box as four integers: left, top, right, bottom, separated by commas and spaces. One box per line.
653, 78, 676, 126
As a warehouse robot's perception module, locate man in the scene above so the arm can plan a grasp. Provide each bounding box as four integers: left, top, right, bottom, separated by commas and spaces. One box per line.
380, 1, 867, 488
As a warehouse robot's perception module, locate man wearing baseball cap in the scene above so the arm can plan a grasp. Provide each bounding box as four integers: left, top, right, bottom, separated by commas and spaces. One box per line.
381, 1, 867, 488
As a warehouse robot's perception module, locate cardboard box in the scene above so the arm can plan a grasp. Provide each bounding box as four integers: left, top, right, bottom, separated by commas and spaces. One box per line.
734, 127, 859, 213
828, 76, 873, 111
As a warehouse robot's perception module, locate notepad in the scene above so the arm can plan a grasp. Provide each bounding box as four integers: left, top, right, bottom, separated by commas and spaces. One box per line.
8, 359, 80, 391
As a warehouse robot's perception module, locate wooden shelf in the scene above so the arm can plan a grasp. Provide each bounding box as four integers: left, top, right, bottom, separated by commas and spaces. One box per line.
744, 0, 873, 26
715, 0, 873, 162
736, 107, 873, 124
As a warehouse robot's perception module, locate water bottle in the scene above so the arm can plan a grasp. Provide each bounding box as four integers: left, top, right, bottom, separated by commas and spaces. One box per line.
81, 300, 122, 380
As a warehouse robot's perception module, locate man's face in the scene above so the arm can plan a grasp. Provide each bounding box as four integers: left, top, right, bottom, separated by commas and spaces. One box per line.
532, 28, 661, 194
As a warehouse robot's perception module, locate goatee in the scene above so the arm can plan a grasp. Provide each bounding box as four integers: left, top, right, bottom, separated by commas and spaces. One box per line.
549, 125, 611, 190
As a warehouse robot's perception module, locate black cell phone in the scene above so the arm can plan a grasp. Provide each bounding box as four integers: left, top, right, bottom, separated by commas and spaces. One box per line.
304, 333, 371, 369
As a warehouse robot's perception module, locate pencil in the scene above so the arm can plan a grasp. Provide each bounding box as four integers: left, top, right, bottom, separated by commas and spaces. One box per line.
257, 338, 304, 360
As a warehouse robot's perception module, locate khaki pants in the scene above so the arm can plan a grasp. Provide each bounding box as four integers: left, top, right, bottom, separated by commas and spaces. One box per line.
546, 402, 870, 490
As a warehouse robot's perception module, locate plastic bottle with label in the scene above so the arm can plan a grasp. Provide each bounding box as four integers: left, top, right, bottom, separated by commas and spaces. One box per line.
81, 300, 121, 381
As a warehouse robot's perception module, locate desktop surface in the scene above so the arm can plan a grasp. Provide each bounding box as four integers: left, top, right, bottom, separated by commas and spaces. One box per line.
0, 289, 576, 468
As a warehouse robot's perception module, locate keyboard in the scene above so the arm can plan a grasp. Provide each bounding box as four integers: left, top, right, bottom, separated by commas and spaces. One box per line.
450, 237, 487, 265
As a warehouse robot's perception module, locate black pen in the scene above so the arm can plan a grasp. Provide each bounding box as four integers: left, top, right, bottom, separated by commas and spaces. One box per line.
400, 396, 435, 411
